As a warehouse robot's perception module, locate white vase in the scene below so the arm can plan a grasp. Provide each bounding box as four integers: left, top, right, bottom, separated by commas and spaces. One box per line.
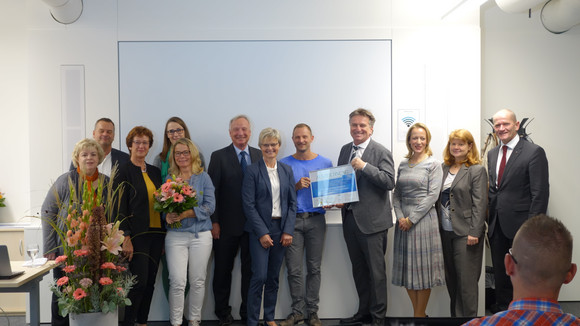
69, 310, 118, 326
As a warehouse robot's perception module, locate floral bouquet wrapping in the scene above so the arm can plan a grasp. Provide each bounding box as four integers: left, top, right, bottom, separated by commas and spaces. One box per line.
153, 175, 198, 228
48, 174, 135, 317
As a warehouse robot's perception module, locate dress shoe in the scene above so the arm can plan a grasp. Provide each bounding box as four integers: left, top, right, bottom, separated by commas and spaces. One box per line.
371, 318, 384, 326
218, 314, 234, 326
339, 314, 373, 325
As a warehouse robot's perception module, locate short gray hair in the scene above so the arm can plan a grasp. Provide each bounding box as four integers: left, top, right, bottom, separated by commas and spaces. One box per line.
71, 138, 105, 168
258, 128, 282, 147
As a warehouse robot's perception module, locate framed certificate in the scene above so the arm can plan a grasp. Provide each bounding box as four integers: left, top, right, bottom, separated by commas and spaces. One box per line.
309, 165, 359, 208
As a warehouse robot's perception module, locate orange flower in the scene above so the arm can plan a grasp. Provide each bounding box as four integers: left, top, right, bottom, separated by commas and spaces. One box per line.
101, 262, 116, 270
99, 277, 113, 285
55, 255, 68, 264
73, 249, 89, 257
63, 265, 76, 273
73, 288, 87, 300
57, 276, 69, 286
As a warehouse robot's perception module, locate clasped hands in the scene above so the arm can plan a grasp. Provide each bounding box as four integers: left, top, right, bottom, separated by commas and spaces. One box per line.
398, 217, 413, 231
166, 209, 195, 224
259, 233, 293, 249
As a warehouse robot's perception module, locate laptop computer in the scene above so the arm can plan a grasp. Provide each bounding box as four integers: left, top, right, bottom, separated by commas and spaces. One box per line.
0, 245, 25, 279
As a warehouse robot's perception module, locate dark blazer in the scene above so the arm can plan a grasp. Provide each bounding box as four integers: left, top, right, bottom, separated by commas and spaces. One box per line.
116, 161, 163, 237
208, 144, 262, 236
337, 139, 395, 234
69, 148, 130, 172
487, 139, 549, 239
242, 159, 297, 238
436, 163, 488, 238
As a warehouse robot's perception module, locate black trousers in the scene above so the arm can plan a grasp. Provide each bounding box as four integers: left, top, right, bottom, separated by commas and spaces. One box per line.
123, 232, 165, 326
212, 231, 251, 320
490, 221, 513, 309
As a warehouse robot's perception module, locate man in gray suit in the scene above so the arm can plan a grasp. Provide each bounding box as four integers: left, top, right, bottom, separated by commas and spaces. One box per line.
337, 108, 395, 326
487, 109, 549, 312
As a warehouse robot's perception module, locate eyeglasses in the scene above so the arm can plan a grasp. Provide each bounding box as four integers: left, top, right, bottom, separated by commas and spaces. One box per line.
167, 128, 184, 135
132, 140, 149, 146
175, 150, 190, 157
261, 143, 279, 148
508, 248, 518, 264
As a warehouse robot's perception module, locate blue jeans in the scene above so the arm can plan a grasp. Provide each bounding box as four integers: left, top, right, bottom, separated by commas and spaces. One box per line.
284, 213, 326, 316
247, 219, 286, 326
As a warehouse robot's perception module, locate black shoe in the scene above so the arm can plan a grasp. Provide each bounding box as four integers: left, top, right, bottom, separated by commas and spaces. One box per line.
218, 314, 234, 326
340, 314, 373, 325
371, 318, 384, 326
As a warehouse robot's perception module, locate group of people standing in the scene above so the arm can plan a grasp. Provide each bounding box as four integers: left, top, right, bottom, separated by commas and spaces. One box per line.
42, 106, 555, 326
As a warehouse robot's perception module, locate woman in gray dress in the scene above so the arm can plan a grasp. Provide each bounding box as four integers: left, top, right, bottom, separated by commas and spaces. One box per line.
392, 122, 445, 317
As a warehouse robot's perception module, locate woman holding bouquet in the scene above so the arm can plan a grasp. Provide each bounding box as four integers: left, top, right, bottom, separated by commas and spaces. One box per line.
242, 128, 297, 326
117, 126, 164, 326
42, 138, 106, 326
154, 116, 206, 182
164, 138, 216, 326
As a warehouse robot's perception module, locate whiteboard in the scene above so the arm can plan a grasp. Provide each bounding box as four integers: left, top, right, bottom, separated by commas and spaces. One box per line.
118, 40, 392, 165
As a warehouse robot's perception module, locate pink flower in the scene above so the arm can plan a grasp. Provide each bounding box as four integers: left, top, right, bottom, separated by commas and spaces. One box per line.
116, 265, 127, 272
161, 182, 172, 193
182, 186, 193, 196
101, 262, 116, 270
63, 265, 76, 273
79, 221, 88, 231
99, 277, 113, 285
173, 193, 184, 203
79, 278, 93, 288
73, 249, 89, 257
55, 255, 67, 264
73, 288, 87, 300
56, 276, 69, 286
116, 287, 124, 295
66, 231, 81, 247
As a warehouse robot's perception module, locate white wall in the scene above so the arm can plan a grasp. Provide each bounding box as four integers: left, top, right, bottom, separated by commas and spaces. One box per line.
1, 0, 486, 319
480, 2, 580, 301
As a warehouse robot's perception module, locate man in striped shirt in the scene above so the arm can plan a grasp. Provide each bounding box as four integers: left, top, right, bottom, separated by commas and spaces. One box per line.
465, 214, 578, 325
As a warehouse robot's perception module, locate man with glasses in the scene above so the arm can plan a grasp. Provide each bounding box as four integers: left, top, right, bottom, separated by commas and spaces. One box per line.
208, 115, 262, 325
70, 118, 130, 176
465, 214, 578, 325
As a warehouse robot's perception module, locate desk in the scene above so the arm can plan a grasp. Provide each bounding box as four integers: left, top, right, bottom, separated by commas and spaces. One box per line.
0, 260, 57, 326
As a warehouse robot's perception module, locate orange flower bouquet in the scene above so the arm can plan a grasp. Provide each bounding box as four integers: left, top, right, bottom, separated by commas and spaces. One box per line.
48, 175, 136, 317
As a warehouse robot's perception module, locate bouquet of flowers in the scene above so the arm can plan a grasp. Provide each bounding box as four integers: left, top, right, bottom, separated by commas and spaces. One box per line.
153, 175, 198, 228
0, 191, 5, 207
48, 172, 135, 317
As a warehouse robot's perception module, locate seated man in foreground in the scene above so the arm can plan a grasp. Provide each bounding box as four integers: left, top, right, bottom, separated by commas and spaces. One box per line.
465, 214, 578, 325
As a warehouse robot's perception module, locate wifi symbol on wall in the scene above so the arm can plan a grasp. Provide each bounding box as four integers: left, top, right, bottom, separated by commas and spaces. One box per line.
402, 116, 416, 127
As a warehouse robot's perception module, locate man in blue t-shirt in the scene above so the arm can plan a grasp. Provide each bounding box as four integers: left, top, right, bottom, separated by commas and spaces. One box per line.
279, 123, 333, 326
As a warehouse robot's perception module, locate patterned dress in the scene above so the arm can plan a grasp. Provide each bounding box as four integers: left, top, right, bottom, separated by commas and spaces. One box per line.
391, 156, 445, 290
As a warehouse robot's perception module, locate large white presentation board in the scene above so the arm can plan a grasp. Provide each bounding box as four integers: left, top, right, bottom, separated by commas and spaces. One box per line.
118, 40, 392, 166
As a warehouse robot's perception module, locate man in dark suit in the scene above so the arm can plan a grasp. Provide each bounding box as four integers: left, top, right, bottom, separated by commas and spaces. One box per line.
487, 109, 549, 312
337, 108, 395, 326
208, 115, 262, 325
69, 118, 130, 176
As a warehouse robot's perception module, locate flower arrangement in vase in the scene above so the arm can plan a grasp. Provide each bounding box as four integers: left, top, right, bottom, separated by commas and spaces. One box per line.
47, 170, 135, 317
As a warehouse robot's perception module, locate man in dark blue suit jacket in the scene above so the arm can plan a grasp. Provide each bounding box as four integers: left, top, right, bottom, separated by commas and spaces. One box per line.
487, 109, 549, 312
69, 118, 130, 176
208, 115, 262, 325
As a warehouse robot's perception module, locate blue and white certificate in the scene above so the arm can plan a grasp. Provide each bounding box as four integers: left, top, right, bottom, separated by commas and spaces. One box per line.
309, 165, 359, 207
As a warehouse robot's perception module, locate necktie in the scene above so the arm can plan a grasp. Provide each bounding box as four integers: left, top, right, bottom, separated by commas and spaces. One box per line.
349, 145, 359, 162
240, 151, 248, 174
497, 145, 508, 185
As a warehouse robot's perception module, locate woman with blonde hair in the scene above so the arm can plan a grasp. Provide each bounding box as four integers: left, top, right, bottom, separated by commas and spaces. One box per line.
165, 137, 215, 326
436, 129, 487, 317
392, 123, 445, 317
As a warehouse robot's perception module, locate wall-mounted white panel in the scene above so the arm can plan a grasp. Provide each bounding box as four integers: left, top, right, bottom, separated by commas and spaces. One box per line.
61, 65, 85, 172
118, 40, 392, 167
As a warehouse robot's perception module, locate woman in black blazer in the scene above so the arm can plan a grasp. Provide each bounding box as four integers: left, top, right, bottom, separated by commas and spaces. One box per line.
118, 126, 164, 326
437, 129, 487, 317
